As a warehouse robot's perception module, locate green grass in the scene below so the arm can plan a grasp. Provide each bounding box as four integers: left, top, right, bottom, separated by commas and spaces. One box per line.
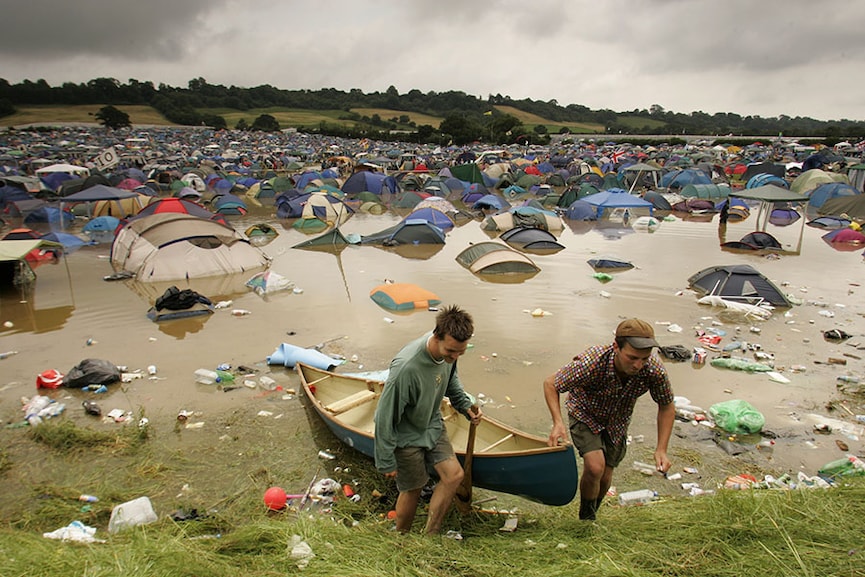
2, 481, 864, 576
617, 115, 667, 131
2, 413, 864, 576
1, 104, 610, 133
0, 104, 172, 126
494, 104, 606, 134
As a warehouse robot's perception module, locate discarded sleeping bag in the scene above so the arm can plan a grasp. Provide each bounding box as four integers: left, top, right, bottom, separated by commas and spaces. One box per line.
154, 286, 213, 311
62, 359, 121, 388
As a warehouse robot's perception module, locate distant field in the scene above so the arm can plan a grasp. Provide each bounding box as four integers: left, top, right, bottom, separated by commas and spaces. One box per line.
200, 107, 351, 129
617, 115, 666, 130
493, 105, 606, 133
0, 105, 171, 127
201, 107, 443, 129
350, 108, 443, 127
1, 104, 611, 134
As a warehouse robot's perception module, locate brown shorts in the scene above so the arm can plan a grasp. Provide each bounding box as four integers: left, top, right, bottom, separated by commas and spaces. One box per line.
568, 418, 627, 468
393, 428, 455, 492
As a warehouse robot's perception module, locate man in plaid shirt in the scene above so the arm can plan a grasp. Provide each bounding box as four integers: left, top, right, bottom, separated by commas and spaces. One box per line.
543, 319, 676, 520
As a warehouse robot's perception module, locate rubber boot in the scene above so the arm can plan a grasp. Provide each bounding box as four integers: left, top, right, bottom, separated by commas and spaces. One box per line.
578, 498, 597, 521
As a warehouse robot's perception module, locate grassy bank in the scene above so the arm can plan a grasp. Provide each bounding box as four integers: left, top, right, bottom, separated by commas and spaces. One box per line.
2, 479, 863, 576
1, 413, 863, 576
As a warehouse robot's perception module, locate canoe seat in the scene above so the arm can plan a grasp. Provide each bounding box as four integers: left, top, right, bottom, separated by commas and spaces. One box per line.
325, 389, 377, 415
479, 433, 514, 453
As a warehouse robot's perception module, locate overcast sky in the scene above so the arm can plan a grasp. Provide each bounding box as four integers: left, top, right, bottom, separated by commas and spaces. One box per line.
2, 0, 862, 122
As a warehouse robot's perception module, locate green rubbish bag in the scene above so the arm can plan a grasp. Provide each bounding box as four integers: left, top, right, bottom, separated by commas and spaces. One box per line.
708, 399, 765, 434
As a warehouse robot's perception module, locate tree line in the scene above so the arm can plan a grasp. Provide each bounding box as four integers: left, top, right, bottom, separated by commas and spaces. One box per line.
0, 77, 863, 144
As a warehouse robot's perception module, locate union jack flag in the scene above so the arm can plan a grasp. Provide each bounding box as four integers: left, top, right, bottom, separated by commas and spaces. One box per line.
610, 149, 626, 164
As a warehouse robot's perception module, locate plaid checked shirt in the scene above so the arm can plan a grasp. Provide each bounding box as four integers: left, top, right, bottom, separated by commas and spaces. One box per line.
554, 344, 674, 445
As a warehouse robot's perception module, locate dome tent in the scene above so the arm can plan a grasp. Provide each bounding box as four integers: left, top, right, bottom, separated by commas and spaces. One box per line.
687, 264, 791, 307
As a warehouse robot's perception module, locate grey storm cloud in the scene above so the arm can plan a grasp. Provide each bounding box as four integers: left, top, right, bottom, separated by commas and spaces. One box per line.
0, 0, 227, 60
0, 0, 863, 120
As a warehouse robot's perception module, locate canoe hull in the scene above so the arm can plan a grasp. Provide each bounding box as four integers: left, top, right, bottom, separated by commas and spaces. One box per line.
297, 363, 578, 506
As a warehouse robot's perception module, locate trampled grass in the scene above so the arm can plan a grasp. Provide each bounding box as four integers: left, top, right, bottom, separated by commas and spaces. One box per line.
1, 417, 864, 577
1, 481, 863, 577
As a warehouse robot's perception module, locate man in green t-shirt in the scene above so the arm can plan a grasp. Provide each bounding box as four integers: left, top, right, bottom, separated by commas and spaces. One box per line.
374, 305, 482, 534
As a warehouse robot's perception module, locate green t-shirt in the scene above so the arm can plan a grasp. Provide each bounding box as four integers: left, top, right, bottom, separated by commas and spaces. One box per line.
373, 332, 473, 473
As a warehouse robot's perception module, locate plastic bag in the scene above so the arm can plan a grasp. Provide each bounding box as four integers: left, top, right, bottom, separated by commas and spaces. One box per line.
708, 399, 765, 434
62, 359, 121, 388
709, 357, 772, 372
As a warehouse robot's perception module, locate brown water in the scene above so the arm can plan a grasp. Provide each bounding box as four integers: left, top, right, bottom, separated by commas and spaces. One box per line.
2, 204, 865, 483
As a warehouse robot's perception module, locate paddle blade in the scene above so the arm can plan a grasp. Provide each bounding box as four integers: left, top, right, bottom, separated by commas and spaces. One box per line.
455, 420, 477, 514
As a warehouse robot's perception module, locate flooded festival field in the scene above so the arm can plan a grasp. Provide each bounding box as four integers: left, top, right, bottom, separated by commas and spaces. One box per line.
1, 132, 865, 515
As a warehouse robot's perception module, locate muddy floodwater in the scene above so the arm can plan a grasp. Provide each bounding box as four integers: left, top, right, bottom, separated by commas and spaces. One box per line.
2, 202, 865, 496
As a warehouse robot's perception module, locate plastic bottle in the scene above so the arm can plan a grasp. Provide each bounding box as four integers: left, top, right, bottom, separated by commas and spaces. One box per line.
632, 461, 659, 475
618, 489, 657, 505
194, 368, 219, 385
215, 370, 234, 383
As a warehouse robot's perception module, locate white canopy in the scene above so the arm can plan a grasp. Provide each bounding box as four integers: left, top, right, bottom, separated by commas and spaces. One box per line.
34, 163, 90, 177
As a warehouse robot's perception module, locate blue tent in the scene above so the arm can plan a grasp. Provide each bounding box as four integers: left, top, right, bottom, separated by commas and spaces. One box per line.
661, 169, 712, 190
294, 171, 323, 190
24, 206, 72, 225
404, 207, 455, 229
0, 185, 31, 209
564, 199, 597, 221
808, 182, 859, 209
276, 192, 310, 218
41, 232, 88, 252
746, 173, 788, 189
461, 183, 490, 205
472, 194, 508, 211
341, 171, 399, 195
581, 188, 654, 218
83, 215, 120, 232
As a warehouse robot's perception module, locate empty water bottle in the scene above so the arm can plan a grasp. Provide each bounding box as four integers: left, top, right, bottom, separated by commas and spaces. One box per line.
194, 368, 219, 385
618, 489, 657, 506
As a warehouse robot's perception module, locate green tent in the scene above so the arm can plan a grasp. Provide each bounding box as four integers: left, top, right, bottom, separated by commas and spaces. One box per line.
449, 163, 485, 185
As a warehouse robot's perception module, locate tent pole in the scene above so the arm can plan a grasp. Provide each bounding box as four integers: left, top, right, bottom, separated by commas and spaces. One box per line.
794, 203, 806, 255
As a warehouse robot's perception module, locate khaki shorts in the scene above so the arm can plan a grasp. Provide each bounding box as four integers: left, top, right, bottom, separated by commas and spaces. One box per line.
393, 428, 455, 492
569, 418, 627, 468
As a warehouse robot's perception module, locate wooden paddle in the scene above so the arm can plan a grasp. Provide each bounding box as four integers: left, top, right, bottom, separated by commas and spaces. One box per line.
455, 413, 478, 514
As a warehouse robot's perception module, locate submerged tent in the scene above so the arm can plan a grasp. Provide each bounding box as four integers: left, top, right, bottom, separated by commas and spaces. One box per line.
587, 257, 634, 270
807, 183, 859, 209
818, 194, 865, 220
404, 207, 455, 229
687, 264, 791, 307
580, 188, 654, 219
455, 241, 540, 275
483, 206, 565, 231
110, 213, 271, 282
730, 185, 809, 252
361, 219, 446, 246
292, 227, 360, 250
369, 283, 441, 311
0, 239, 64, 287
822, 228, 865, 251
500, 227, 565, 252
721, 231, 783, 251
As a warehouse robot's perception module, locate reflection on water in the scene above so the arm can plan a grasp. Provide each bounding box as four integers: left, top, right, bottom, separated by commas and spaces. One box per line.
125, 270, 267, 305
1, 205, 864, 476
